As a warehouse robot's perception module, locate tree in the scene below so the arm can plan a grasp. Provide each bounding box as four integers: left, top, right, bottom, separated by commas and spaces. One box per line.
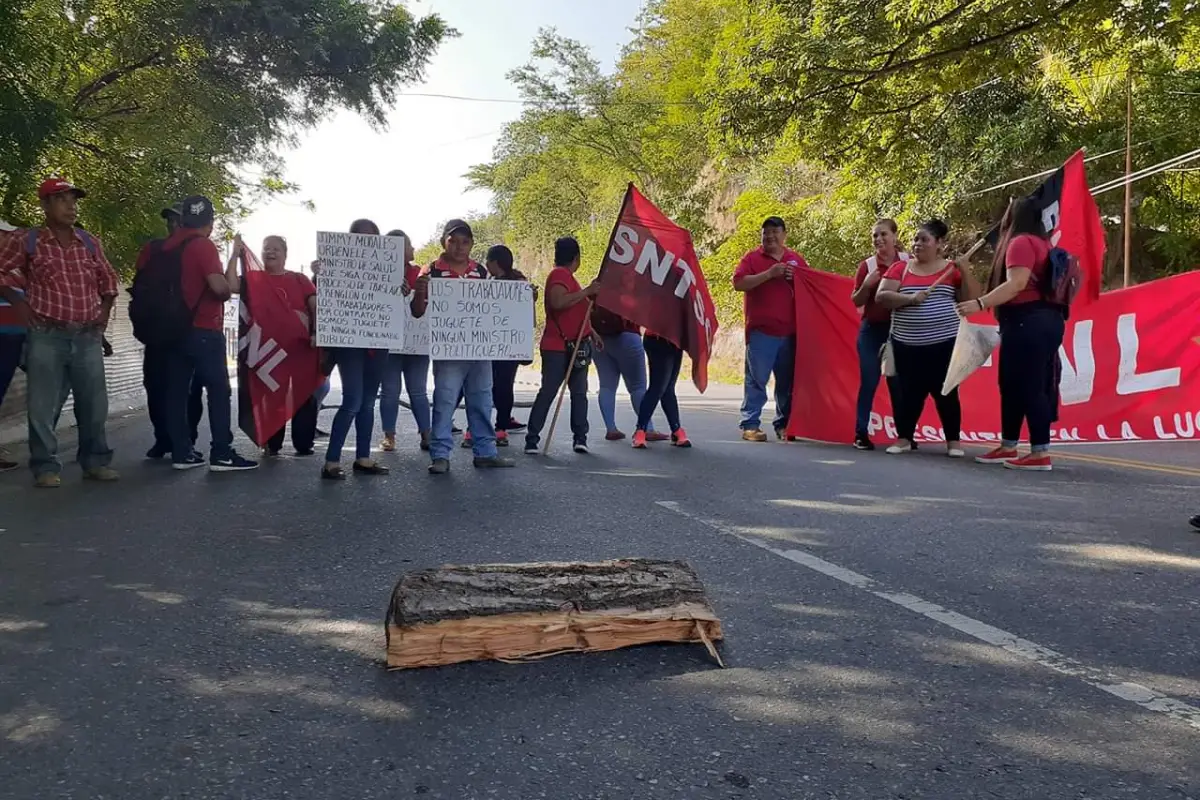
0, 0, 451, 270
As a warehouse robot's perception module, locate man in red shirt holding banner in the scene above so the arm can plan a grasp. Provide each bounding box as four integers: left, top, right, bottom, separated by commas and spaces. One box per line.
733, 216, 808, 442
592, 184, 718, 411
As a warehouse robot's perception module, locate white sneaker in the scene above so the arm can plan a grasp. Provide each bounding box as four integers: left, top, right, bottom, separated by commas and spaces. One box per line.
886, 442, 913, 455
946, 447, 966, 459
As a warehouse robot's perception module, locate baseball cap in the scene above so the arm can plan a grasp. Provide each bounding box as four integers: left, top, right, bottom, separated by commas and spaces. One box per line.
161, 202, 183, 220
38, 178, 87, 200
442, 218, 473, 241
179, 195, 215, 229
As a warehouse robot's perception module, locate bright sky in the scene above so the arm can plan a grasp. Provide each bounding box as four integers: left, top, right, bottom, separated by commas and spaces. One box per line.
238, 0, 645, 271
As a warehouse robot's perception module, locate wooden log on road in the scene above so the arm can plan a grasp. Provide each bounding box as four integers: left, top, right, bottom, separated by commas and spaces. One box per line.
385, 559, 724, 670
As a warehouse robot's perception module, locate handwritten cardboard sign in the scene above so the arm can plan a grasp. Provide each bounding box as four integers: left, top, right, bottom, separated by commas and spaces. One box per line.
315, 231, 407, 349
391, 298, 431, 356
428, 279, 534, 361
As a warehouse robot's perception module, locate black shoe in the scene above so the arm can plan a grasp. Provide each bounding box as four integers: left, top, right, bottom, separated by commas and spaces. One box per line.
1190, 515, 1200, 531
452, 425, 463, 435
295, 448, 315, 457
853, 435, 875, 451
474, 456, 515, 469
573, 442, 589, 454
0, 458, 18, 473
172, 452, 206, 471
146, 444, 170, 460
506, 417, 526, 432
210, 452, 259, 472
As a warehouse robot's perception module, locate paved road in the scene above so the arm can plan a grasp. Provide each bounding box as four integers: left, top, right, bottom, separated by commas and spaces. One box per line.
2, 385, 1198, 800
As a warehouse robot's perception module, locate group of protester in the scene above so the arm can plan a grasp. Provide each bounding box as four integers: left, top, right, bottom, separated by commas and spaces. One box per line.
308, 219, 696, 478
0, 177, 1137, 490
847, 201, 1069, 472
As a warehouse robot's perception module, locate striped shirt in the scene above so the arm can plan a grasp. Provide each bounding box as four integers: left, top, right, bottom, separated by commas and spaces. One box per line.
884, 262, 961, 346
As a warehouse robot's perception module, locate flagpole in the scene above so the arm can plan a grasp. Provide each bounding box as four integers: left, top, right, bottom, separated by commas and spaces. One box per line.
1122, 70, 1134, 289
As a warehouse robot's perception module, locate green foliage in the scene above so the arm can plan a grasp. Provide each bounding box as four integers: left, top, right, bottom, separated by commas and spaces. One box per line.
470, 0, 1200, 329
0, 0, 450, 272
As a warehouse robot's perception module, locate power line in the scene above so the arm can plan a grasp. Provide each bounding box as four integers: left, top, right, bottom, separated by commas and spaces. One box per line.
396, 91, 700, 107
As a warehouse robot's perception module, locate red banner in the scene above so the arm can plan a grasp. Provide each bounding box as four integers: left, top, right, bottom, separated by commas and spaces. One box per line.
786, 268, 1200, 444
595, 184, 719, 391
237, 248, 323, 445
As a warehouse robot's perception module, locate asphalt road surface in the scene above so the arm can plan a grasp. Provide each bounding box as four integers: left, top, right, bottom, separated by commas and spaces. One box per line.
2, 383, 1198, 800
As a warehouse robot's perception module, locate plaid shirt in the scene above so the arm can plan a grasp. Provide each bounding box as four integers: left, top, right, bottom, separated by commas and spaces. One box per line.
0, 228, 120, 324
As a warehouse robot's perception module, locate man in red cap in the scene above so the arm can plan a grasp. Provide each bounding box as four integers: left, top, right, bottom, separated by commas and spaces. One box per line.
0, 178, 121, 488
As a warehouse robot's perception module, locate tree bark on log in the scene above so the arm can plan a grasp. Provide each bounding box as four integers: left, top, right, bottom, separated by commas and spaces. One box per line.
385, 559, 724, 670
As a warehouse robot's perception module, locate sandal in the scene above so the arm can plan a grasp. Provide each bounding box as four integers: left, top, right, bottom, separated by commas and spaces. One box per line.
352, 460, 390, 475
321, 465, 346, 481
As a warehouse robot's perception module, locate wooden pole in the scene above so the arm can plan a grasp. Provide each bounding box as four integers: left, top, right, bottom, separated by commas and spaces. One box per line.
1123, 71, 1134, 288
541, 300, 594, 456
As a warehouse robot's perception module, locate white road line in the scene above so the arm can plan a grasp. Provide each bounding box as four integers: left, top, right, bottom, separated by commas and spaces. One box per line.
655, 500, 1200, 732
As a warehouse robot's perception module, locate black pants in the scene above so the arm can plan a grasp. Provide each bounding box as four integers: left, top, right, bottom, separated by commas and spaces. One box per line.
892, 338, 960, 442
266, 395, 319, 453
525, 350, 589, 447
143, 345, 173, 450
638, 335, 682, 432
188, 376, 204, 445
492, 361, 519, 431
998, 305, 1065, 448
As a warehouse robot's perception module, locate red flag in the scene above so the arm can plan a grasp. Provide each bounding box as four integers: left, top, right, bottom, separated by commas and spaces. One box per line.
988, 150, 1108, 304
237, 247, 323, 445
1055, 149, 1107, 304
594, 184, 719, 391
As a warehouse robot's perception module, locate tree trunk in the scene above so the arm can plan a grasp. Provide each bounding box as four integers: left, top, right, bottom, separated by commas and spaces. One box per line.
385, 559, 724, 670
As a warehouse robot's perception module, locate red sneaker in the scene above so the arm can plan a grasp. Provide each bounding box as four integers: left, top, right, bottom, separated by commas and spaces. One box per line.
975, 446, 1018, 465
460, 432, 473, 449
496, 430, 509, 446
605, 430, 626, 441
1005, 452, 1052, 472
645, 431, 670, 442
671, 428, 692, 448
632, 430, 648, 449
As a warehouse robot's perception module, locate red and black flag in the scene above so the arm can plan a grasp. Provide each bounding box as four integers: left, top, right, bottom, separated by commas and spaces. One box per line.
593, 184, 719, 391
236, 247, 322, 445
989, 149, 1108, 304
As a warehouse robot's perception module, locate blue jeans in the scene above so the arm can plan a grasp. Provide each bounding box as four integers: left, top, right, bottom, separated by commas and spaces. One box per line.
593, 332, 654, 433
855, 320, 899, 437
431, 360, 496, 460
25, 326, 112, 476
168, 329, 233, 462
325, 349, 384, 462
740, 331, 795, 432
379, 354, 431, 435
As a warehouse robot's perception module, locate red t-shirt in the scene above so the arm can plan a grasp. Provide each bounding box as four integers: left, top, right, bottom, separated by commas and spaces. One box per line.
137, 230, 225, 331
1004, 234, 1051, 305
266, 270, 316, 314
540, 266, 593, 352
734, 247, 807, 336
854, 252, 908, 324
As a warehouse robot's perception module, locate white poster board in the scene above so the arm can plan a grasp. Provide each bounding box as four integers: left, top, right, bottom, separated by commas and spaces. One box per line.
427, 279, 534, 361
391, 299, 431, 356
223, 297, 240, 329
314, 231, 407, 349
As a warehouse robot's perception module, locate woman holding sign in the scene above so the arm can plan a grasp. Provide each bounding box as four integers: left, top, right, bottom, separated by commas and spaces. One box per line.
875, 219, 981, 458
379, 229, 432, 453
321, 218, 390, 480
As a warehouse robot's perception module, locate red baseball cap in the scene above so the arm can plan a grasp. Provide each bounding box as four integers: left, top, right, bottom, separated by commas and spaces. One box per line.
38, 178, 87, 200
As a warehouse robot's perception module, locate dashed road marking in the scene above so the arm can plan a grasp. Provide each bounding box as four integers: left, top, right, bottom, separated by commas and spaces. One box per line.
656, 500, 1200, 732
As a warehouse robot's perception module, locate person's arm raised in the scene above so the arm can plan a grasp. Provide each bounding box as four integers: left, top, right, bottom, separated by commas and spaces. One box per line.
224, 235, 242, 294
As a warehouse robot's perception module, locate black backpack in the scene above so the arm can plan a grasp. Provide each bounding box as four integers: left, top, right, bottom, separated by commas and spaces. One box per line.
128, 238, 196, 347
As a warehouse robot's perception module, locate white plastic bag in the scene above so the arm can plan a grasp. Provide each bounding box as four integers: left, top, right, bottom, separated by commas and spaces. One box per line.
941, 319, 1000, 395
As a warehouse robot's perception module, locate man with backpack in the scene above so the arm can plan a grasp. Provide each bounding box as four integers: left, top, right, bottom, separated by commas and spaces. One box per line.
0, 178, 121, 488
129, 195, 256, 472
